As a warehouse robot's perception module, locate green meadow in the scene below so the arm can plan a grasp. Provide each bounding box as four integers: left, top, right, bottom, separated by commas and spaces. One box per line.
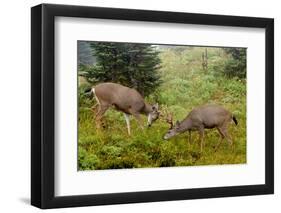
78, 46, 246, 170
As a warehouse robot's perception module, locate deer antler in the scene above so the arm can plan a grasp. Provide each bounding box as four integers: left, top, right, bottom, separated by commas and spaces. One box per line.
159, 107, 174, 129
165, 113, 174, 129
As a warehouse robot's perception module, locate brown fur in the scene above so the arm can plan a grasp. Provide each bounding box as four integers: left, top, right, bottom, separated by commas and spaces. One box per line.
164, 104, 237, 152
92, 83, 159, 134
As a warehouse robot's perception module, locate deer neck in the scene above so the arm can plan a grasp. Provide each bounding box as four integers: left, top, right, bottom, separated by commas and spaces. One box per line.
180, 119, 193, 132
143, 103, 153, 115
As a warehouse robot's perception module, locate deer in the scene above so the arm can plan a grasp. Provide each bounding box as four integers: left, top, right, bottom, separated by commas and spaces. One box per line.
163, 104, 238, 152
90, 82, 160, 135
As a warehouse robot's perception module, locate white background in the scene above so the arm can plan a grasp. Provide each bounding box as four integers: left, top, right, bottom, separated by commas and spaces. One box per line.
55, 18, 265, 196
0, 0, 279, 212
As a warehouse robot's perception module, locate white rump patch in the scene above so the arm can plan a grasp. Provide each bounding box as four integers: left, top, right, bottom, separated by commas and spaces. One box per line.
92, 88, 100, 105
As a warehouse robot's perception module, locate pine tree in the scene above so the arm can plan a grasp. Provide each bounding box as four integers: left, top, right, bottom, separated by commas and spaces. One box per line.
223, 48, 246, 79
82, 42, 161, 96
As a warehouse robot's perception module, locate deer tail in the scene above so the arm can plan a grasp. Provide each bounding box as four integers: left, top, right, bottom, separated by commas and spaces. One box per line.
84, 87, 96, 101
232, 115, 238, 125
84, 87, 92, 95
91, 87, 101, 105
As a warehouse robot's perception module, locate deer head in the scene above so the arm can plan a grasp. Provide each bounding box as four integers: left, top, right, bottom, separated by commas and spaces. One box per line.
163, 120, 182, 140
147, 103, 160, 127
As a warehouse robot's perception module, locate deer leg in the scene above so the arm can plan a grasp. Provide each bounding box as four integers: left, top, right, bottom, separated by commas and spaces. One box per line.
94, 105, 102, 121
123, 113, 131, 135
198, 127, 205, 152
223, 127, 233, 147
91, 104, 99, 122
92, 92, 101, 116
91, 103, 99, 113
221, 122, 232, 145
128, 109, 144, 130
188, 130, 192, 144
92, 104, 101, 119
134, 113, 144, 130
216, 126, 232, 150
214, 127, 225, 152
95, 105, 109, 128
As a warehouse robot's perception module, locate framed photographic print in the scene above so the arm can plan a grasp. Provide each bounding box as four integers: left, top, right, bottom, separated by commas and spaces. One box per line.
31, 3, 274, 209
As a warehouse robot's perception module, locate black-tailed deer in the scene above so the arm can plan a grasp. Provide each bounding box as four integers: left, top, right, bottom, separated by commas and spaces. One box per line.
91, 82, 160, 135
163, 104, 238, 152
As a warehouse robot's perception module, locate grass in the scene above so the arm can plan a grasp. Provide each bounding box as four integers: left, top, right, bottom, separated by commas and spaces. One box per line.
78, 47, 246, 171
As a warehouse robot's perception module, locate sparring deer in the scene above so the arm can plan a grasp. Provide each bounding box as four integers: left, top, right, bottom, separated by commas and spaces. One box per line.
163, 104, 238, 152
91, 82, 160, 135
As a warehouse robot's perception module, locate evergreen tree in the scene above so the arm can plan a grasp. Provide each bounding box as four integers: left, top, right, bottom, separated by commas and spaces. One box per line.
223, 48, 246, 79
81, 42, 161, 96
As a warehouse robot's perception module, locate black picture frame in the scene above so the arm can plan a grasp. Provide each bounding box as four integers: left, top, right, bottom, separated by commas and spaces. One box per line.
31, 3, 274, 209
